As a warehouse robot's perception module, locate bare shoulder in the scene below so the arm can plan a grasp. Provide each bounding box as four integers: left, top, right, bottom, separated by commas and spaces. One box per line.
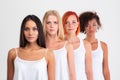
101, 41, 107, 47
8, 48, 17, 60
46, 49, 54, 57
100, 41, 108, 51
45, 48, 54, 64
65, 41, 74, 55
83, 40, 92, 55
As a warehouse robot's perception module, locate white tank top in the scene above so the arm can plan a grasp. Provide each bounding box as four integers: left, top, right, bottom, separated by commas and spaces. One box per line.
92, 40, 104, 80
13, 48, 48, 80
74, 38, 87, 80
53, 43, 69, 80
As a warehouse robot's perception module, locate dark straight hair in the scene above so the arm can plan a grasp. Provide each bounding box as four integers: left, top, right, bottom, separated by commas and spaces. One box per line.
20, 15, 46, 48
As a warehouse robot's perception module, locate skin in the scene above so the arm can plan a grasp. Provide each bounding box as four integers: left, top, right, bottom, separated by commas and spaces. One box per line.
64, 15, 93, 80
7, 20, 55, 80
44, 15, 76, 80
84, 19, 110, 80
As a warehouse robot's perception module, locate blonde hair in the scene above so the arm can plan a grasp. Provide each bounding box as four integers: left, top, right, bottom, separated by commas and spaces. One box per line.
42, 10, 64, 40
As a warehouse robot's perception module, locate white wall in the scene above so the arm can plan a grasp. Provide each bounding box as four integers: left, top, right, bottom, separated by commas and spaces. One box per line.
0, 0, 119, 79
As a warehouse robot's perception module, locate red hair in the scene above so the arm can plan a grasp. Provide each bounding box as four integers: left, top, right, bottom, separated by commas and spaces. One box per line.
62, 11, 80, 35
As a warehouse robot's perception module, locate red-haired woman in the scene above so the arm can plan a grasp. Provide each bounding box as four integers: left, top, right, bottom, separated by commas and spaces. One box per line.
62, 11, 93, 80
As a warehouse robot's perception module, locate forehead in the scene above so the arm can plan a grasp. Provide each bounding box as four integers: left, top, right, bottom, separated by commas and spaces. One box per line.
47, 15, 57, 20
25, 20, 36, 27
88, 18, 97, 23
67, 15, 77, 21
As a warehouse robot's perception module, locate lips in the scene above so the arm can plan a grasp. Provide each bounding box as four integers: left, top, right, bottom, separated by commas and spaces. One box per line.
50, 29, 54, 31
27, 37, 34, 39
89, 31, 94, 33
68, 29, 74, 31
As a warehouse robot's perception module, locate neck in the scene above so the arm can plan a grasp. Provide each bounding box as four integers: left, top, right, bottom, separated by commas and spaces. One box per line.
65, 33, 78, 42
25, 43, 40, 50
46, 34, 59, 43
45, 34, 61, 49
85, 35, 97, 43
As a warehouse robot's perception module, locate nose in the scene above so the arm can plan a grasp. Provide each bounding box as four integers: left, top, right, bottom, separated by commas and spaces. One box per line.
88, 25, 93, 30
50, 23, 54, 28
69, 23, 74, 28
66, 22, 71, 26
29, 29, 33, 35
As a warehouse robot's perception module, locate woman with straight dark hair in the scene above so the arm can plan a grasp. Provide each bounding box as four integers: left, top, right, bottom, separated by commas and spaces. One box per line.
7, 15, 55, 80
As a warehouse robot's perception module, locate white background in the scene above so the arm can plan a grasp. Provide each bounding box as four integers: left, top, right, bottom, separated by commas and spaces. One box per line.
0, 0, 119, 80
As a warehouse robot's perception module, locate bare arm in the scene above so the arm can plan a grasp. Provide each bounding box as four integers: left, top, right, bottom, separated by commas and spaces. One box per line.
84, 40, 93, 80
7, 48, 16, 80
101, 41, 110, 80
66, 42, 76, 80
46, 49, 55, 80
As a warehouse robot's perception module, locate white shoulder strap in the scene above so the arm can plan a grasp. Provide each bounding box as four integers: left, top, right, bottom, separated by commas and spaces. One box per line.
98, 40, 101, 48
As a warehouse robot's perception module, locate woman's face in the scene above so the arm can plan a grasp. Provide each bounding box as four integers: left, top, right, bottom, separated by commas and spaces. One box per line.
24, 20, 38, 43
85, 19, 98, 36
65, 15, 78, 35
45, 15, 59, 36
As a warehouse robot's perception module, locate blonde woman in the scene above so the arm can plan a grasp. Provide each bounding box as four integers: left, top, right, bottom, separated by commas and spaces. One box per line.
42, 10, 76, 80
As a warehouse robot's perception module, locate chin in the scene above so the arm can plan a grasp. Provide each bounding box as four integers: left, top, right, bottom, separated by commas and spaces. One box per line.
28, 39, 36, 43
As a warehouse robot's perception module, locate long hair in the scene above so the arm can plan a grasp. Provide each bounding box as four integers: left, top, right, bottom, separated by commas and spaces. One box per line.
20, 15, 46, 48
62, 11, 80, 35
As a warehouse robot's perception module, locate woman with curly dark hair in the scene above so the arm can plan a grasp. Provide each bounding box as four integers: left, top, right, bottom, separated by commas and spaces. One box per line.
79, 11, 110, 80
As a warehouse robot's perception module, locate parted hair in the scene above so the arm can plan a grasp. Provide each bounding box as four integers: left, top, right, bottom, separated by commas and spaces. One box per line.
20, 15, 46, 48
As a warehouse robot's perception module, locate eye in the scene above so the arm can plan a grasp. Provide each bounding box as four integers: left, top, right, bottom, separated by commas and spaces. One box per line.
54, 21, 58, 24
65, 21, 70, 25
32, 27, 38, 31
46, 21, 51, 24
72, 21, 77, 25
24, 27, 29, 31
93, 23, 97, 26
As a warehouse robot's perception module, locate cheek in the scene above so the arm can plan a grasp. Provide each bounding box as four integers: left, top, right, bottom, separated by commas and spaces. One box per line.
24, 31, 28, 36
55, 25, 59, 31
36, 32, 39, 36
74, 25, 78, 30
64, 26, 68, 32
46, 26, 50, 31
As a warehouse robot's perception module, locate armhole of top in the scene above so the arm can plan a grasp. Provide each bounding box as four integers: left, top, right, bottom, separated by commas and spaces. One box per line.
14, 48, 18, 57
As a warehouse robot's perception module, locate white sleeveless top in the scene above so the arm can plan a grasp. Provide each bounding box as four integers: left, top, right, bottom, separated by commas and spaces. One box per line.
74, 38, 87, 80
13, 49, 48, 80
92, 40, 104, 80
53, 43, 69, 80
